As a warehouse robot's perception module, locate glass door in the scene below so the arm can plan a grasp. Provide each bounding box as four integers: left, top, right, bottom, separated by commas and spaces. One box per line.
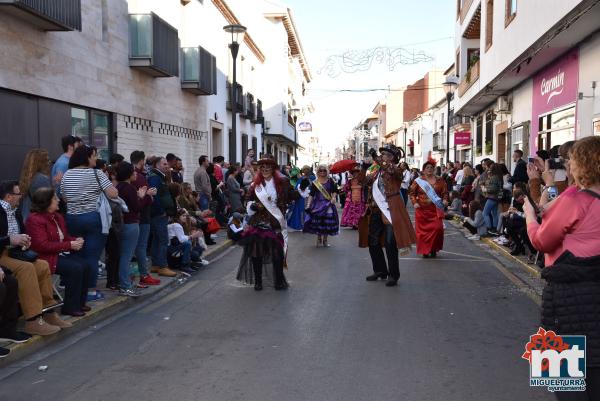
92, 112, 110, 161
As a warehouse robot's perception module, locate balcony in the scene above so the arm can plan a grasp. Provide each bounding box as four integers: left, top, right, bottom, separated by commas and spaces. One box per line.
129, 13, 179, 77
459, 0, 475, 24
254, 99, 264, 124
243, 93, 255, 121
457, 59, 480, 97
226, 82, 243, 113
0, 0, 81, 31
181, 46, 217, 96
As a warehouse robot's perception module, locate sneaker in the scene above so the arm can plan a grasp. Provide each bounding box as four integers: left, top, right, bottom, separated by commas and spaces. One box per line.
0, 347, 9, 358
24, 317, 60, 336
0, 331, 32, 344
44, 312, 72, 328
468, 235, 481, 241
136, 282, 149, 289
140, 274, 161, 286
179, 265, 195, 275
118, 288, 141, 298
199, 258, 210, 266
86, 291, 106, 302
158, 267, 177, 277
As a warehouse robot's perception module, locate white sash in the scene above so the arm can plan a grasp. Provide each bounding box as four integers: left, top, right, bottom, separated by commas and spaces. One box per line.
415, 177, 445, 210
255, 184, 289, 254
373, 176, 392, 224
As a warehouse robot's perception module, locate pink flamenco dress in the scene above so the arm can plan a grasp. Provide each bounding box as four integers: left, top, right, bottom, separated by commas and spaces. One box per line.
340, 180, 366, 229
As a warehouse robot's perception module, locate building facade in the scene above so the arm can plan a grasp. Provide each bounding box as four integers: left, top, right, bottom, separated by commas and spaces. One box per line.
454, 0, 600, 170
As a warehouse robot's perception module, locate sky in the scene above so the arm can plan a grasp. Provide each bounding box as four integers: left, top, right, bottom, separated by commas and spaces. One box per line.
284, 0, 457, 152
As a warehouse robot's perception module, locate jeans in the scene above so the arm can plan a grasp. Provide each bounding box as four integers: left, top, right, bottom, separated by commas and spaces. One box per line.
135, 223, 151, 276
483, 198, 499, 229
168, 240, 192, 266
119, 223, 140, 289
105, 228, 120, 288
150, 215, 169, 267
191, 244, 204, 261
56, 254, 90, 313
199, 195, 210, 211
66, 212, 107, 289
400, 188, 409, 205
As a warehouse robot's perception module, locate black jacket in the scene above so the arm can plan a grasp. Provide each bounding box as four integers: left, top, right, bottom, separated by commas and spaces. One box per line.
510, 159, 528, 184
0, 204, 25, 248
541, 251, 600, 367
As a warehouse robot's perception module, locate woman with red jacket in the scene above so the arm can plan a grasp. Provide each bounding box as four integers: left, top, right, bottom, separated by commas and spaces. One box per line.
26, 187, 90, 317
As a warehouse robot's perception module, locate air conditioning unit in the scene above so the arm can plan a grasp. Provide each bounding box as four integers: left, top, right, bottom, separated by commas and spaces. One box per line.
496, 96, 510, 113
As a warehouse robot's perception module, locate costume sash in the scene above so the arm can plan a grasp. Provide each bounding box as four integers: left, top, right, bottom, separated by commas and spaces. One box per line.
255, 184, 288, 254
372, 176, 392, 224
313, 179, 332, 201
415, 177, 445, 210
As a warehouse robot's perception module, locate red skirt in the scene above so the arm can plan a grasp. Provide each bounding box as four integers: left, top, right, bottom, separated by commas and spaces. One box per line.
415, 204, 444, 255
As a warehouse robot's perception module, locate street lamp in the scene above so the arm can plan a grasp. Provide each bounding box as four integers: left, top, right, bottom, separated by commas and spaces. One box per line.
224, 24, 247, 162
443, 75, 458, 163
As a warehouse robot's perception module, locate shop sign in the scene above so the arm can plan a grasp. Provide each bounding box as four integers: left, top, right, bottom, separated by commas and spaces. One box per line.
531, 48, 579, 152
454, 131, 471, 145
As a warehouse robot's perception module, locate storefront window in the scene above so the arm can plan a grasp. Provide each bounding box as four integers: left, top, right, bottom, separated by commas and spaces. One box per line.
476, 116, 483, 156
93, 113, 110, 161
537, 105, 575, 151
71, 108, 90, 143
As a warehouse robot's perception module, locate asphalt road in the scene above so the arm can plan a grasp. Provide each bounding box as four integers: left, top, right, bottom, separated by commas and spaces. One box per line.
0, 223, 554, 401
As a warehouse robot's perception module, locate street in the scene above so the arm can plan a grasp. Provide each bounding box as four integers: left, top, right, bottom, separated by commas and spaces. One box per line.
0, 223, 553, 401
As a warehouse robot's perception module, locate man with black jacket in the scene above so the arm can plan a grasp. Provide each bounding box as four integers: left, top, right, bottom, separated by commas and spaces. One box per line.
510, 150, 528, 185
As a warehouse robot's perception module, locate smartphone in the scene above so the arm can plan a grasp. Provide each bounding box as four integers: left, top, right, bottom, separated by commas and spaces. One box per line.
528, 157, 535, 163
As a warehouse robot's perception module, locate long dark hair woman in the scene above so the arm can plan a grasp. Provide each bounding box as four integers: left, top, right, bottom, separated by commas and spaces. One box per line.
26, 187, 91, 317
60, 145, 118, 302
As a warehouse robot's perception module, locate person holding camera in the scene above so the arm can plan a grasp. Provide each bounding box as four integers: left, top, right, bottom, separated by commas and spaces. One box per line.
525, 136, 600, 400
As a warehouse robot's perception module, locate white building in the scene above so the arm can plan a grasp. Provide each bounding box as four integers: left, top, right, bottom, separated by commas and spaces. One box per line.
454, 0, 600, 169
0, 0, 311, 181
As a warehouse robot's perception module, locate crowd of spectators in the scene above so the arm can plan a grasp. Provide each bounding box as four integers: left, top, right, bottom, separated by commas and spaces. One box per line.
0, 134, 261, 358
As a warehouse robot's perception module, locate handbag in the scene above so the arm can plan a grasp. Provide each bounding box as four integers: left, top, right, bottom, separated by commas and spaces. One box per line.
8, 247, 38, 262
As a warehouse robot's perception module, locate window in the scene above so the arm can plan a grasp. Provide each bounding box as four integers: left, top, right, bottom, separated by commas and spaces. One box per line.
537, 106, 575, 151
476, 116, 483, 156
505, 0, 517, 26
485, 111, 494, 155
485, 0, 494, 50
511, 126, 523, 151
71, 108, 111, 160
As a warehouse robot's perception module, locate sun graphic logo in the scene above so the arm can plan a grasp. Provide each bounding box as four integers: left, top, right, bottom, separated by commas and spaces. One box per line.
522, 327, 586, 392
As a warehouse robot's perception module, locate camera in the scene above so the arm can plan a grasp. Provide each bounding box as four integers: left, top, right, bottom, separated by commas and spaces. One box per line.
548, 158, 565, 170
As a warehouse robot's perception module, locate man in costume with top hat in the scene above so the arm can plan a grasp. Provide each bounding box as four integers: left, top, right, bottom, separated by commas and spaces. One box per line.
358, 144, 417, 287
236, 155, 310, 291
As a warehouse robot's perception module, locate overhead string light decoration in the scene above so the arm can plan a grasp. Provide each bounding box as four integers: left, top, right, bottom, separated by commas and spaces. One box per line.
317, 47, 435, 78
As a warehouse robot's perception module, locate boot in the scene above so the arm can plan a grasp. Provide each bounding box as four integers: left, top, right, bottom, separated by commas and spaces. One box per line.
366, 272, 388, 281
24, 316, 60, 336
44, 312, 73, 328
158, 267, 177, 277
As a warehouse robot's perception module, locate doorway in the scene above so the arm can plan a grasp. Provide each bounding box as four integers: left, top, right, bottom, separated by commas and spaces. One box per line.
212, 127, 223, 159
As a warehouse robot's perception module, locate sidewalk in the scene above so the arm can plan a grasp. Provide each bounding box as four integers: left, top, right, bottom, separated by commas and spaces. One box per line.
0, 231, 233, 365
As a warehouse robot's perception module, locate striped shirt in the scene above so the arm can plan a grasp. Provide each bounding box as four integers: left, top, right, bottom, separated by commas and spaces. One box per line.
60, 168, 112, 215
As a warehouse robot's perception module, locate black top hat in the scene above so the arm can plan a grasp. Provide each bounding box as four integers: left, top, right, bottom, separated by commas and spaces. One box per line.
379, 144, 404, 161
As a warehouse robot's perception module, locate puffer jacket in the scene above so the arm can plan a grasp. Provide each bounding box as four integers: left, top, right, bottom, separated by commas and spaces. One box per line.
541, 251, 600, 367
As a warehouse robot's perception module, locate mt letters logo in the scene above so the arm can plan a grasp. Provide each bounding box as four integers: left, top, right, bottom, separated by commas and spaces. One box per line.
522, 327, 586, 392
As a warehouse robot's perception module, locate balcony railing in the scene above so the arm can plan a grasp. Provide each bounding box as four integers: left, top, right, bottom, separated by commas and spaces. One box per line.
457, 59, 480, 97
181, 46, 217, 95
243, 93, 255, 120
433, 133, 446, 151
254, 99, 264, 124
129, 13, 179, 77
226, 82, 243, 113
0, 0, 81, 31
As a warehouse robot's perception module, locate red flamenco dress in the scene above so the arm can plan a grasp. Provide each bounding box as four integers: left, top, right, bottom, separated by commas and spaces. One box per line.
409, 177, 448, 256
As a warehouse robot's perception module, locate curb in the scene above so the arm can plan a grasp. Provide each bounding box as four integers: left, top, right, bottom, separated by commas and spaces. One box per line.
447, 219, 542, 279
0, 239, 233, 366
483, 238, 542, 279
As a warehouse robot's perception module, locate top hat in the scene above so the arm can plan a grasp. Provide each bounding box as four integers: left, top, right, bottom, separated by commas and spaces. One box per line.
379, 144, 404, 161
